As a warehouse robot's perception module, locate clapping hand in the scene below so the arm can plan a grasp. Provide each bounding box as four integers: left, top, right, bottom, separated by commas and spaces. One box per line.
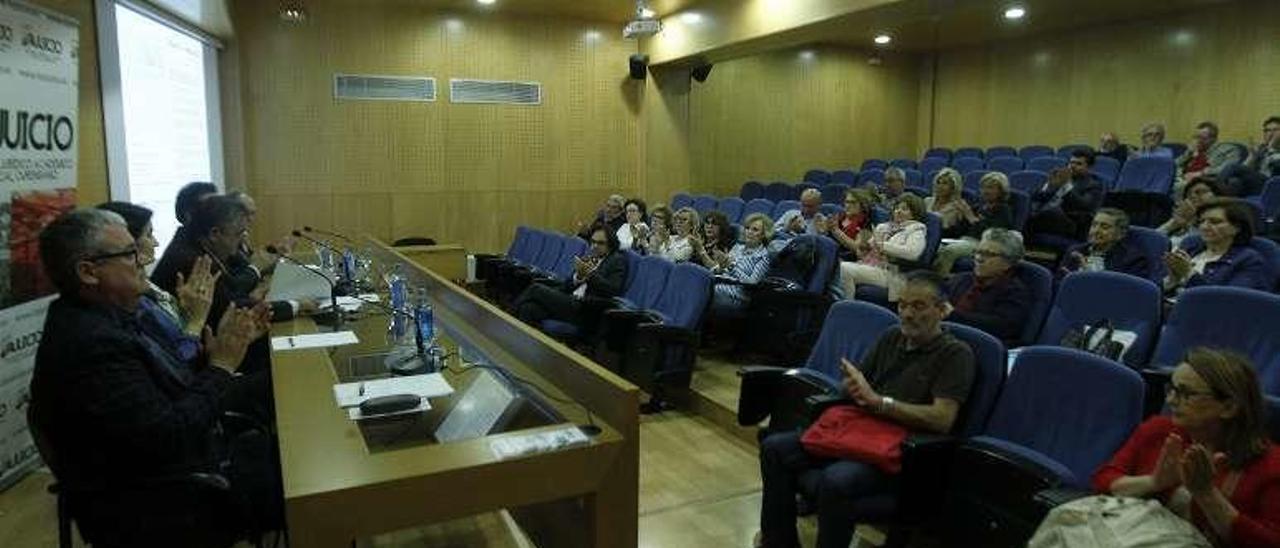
204, 303, 268, 374
711, 249, 731, 270
1173, 200, 1197, 224
175, 256, 221, 335
840, 358, 882, 408
1152, 433, 1186, 491
1164, 249, 1193, 280
573, 255, 600, 279
1179, 443, 1228, 496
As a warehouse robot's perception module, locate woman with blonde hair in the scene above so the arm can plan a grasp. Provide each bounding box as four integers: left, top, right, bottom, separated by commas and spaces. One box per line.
837, 194, 928, 300
657, 206, 700, 263
924, 168, 968, 238
933, 172, 1015, 274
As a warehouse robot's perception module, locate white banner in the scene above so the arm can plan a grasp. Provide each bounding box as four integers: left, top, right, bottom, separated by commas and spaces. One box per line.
0, 0, 79, 491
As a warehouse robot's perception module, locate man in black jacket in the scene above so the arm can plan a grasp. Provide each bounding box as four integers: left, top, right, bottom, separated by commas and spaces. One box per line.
1027, 149, 1105, 242
1058, 208, 1152, 281
946, 228, 1033, 346
30, 209, 278, 547
513, 226, 628, 334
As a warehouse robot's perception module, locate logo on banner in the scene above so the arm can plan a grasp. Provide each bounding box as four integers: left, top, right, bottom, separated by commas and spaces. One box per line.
0, 329, 40, 360
0, 109, 75, 151
21, 31, 60, 54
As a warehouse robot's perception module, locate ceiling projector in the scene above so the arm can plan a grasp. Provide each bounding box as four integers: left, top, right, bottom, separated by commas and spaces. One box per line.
624, 18, 662, 39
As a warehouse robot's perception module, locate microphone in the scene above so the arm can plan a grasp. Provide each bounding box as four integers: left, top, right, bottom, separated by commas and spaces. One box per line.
304, 225, 353, 243
292, 229, 343, 254
267, 245, 344, 330
290, 230, 358, 295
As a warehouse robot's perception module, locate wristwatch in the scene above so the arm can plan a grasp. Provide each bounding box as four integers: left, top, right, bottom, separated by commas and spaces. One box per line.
879, 396, 895, 414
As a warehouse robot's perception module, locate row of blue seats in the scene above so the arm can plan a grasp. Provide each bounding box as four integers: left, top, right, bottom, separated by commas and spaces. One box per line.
804, 154, 1124, 187
739, 297, 1280, 546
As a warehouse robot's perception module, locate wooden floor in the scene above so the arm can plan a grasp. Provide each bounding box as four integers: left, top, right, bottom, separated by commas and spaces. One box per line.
0, 344, 863, 548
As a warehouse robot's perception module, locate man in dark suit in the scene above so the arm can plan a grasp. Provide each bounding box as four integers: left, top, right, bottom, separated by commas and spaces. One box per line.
1027, 149, 1105, 242
30, 209, 279, 547
513, 226, 628, 336
1058, 208, 1152, 280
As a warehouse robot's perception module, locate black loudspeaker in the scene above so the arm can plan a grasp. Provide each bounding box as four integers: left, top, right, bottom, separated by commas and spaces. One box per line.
629, 54, 649, 80
691, 64, 713, 82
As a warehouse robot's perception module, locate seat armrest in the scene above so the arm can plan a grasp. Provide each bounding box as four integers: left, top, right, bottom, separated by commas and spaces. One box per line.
1033, 486, 1092, 511
897, 433, 961, 525
804, 394, 854, 423
600, 308, 663, 352
636, 322, 699, 345
737, 366, 788, 426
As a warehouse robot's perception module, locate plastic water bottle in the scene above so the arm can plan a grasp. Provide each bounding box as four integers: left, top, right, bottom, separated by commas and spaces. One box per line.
415, 302, 434, 348
341, 249, 356, 283
318, 246, 333, 271
387, 273, 409, 343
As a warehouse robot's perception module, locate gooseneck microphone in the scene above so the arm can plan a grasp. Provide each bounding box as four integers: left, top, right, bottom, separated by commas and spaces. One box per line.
266, 245, 343, 330
292, 229, 342, 254
304, 225, 354, 243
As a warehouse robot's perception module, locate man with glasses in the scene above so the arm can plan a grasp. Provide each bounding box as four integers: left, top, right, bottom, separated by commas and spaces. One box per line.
945, 228, 1033, 346
1176, 121, 1244, 193
30, 209, 279, 545
756, 271, 975, 548
1218, 116, 1280, 197
576, 194, 628, 241
512, 226, 628, 340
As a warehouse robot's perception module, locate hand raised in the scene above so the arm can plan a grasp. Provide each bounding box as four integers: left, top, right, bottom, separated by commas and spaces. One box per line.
840, 358, 880, 407
1152, 433, 1186, 491
205, 304, 260, 373
176, 255, 221, 334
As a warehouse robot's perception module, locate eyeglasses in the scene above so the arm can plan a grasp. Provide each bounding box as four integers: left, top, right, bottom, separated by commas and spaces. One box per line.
84, 247, 140, 264
1165, 383, 1220, 402
590, 239, 609, 245
973, 249, 1008, 260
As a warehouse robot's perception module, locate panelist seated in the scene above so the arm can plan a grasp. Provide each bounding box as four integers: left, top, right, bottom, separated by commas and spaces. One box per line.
946, 228, 1032, 347
1092, 348, 1280, 547
30, 209, 282, 547
1058, 208, 1152, 281
513, 227, 628, 336
755, 272, 976, 548
1163, 199, 1270, 295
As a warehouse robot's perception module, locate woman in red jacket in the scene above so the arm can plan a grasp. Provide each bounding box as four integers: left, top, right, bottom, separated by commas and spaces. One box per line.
1092, 348, 1280, 547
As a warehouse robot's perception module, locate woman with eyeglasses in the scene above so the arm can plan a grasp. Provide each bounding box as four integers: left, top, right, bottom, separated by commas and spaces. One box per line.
932, 172, 1015, 274
943, 228, 1032, 346
636, 204, 671, 256
818, 189, 874, 260
1163, 199, 1271, 295
1092, 348, 1280, 547
616, 198, 649, 252
836, 194, 928, 301
656, 207, 700, 263
1132, 122, 1174, 159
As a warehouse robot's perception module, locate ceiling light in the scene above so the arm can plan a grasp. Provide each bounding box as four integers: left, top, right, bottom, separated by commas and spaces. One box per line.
798, 50, 815, 61
680, 12, 703, 24
873, 34, 892, 45
477, 0, 496, 5
1004, 6, 1026, 20
584, 30, 601, 42
279, 3, 307, 22
639, 7, 656, 18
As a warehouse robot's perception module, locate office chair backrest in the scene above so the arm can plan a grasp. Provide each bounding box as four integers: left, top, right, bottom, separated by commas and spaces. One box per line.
1037, 271, 1163, 367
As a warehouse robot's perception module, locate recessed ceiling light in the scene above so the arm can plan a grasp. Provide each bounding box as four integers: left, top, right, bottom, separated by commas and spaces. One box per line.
680, 12, 703, 24
279, 6, 307, 22
798, 50, 815, 61
584, 30, 601, 41
639, 7, 656, 19
1004, 6, 1026, 20
873, 34, 892, 45
477, 0, 496, 5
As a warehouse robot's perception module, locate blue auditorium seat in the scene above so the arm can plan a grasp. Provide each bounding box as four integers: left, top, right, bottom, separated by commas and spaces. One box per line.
1151, 286, 1280, 394
920, 157, 949, 178
951, 157, 985, 176
1008, 170, 1048, 195
1055, 144, 1092, 158
740, 181, 765, 201
1091, 155, 1122, 187
954, 147, 985, 160
1018, 145, 1055, 162
1113, 156, 1174, 195
771, 200, 801, 219
860, 159, 888, 171
742, 198, 775, 220
717, 197, 745, 223
1026, 156, 1066, 173
1009, 190, 1030, 231
831, 170, 858, 187
857, 169, 886, 188
924, 147, 952, 161
889, 158, 918, 170
985, 156, 1023, 176
803, 169, 832, 185
986, 146, 1016, 159
1125, 226, 1171, 283
1036, 271, 1163, 367
764, 182, 792, 202
670, 193, 694, 211
692, 195, 718, 214
821, 183, 849, 205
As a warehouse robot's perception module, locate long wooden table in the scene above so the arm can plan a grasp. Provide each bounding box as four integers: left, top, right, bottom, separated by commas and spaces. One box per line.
271, 238, 640, 547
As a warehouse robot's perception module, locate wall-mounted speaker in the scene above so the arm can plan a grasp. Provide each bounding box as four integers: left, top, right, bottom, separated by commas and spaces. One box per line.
629, 54, 650, 80
691, 64, 713, 83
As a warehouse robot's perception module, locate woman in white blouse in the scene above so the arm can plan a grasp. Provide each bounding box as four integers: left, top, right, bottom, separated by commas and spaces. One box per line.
616, 198, 650, 251
657, 206, 700, 262
837, 193, 929, 300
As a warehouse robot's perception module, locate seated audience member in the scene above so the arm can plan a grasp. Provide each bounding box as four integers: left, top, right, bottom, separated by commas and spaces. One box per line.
837, 194, 928, 301
636, 204, 671, 256
1059, 208, 1152, 280
933, 172, 1015, 273
755, 271, 976, 548
172, 181, 219, 241
1097, 132, 1129, 164
692, 210, 737, 269
1132, 123, 1174, 159
616, 198, 649, 251
226, 191, 291, 276
1163, 199, 1270, 294
657, 206, 700, 262
818, 188, 874, 260
924, 168, 968, 238
771, 209, 807, 253
877, 167, 908, 209
1218, 116, 1280, 197
798, 188, 826, 235
513, 226, 628, 335
576, 194, 626, 240
1177, 121, 1244, 193
946, 228, 1032, 346
1159, 179, 1219, 248
710, 213, 773, 314
1026, 150, 1105, 243
1092, 348, 1280, 547
30, 209, 281, 546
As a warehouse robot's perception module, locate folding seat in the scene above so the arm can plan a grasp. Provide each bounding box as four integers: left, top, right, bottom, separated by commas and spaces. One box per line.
539, 249, 642, 341
889, 158, 918, 170
1008, 170, 1048, 195
1055, 144, 1092, 158
1012, 261, 1055, 347
819, 204, 841, 217
986, 146, 1016, 159
962, 170, 991, 196
870, 205, 890, 225
1124, 226, 1171, 283
1036, 271, 1163, 367
821, 183, 849, 205
924, 147, 952, 161
1008, 189, 1030, 231
860, 159, 888, 171
985, 156, 1023, 176
1090, 155, 1122, 187
803, 169, 832, 185
1150, 286, 1280, 395
691, 195, 718, 214
1104, 156, 1176, 227
902, 169, 924, 191
741, 235, 840, 364
717, 197, 745, 224
1026, 156, 1066, 173
919, 157, 949, 178
857, 169, 885, 188
1018, 145, 1055, 162
934, 347, 1143, 547
742, 198, 775, 220
831, 170, 858, 187
670, 192, 694, 211
950, 157, 985, 176
495, 232, 570, 305
764, 182, 792, 202
474, 225, 533, 282
771, 200, 801, 219
954, 147, 985, 160
740, 181, 766, 201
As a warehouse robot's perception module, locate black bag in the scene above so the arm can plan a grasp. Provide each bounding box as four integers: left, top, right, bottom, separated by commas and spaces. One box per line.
763, 236, 819, 291
1060, 320, 1126, 361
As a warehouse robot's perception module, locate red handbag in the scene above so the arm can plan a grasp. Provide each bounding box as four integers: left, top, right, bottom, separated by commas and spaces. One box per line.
800, 404, 909, 474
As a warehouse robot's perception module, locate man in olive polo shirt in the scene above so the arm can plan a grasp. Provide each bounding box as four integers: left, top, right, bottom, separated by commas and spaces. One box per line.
756, 271, 976, 548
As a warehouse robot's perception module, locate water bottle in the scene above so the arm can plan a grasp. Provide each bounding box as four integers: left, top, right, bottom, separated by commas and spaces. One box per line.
318, 246, 333, 271
341, 249, 356, 283
387, 273, 409, 343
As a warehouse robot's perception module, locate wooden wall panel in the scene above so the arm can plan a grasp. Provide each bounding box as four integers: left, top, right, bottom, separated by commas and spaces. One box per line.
27, 0, 109, 206
229, 0, 644, 253
688, 45, 921, 196
929, 1, 1280, 149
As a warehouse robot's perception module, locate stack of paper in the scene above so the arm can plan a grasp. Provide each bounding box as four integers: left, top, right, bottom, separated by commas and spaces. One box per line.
332, 373, 455, 408
271, 331, 359, 351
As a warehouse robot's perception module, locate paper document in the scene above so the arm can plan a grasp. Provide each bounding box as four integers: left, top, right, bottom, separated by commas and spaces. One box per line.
319, 294, 381, 313
267, 260, 334, 302
332, 372, 455, 408
271, 331, 359, 351
347, 398, 430, 420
